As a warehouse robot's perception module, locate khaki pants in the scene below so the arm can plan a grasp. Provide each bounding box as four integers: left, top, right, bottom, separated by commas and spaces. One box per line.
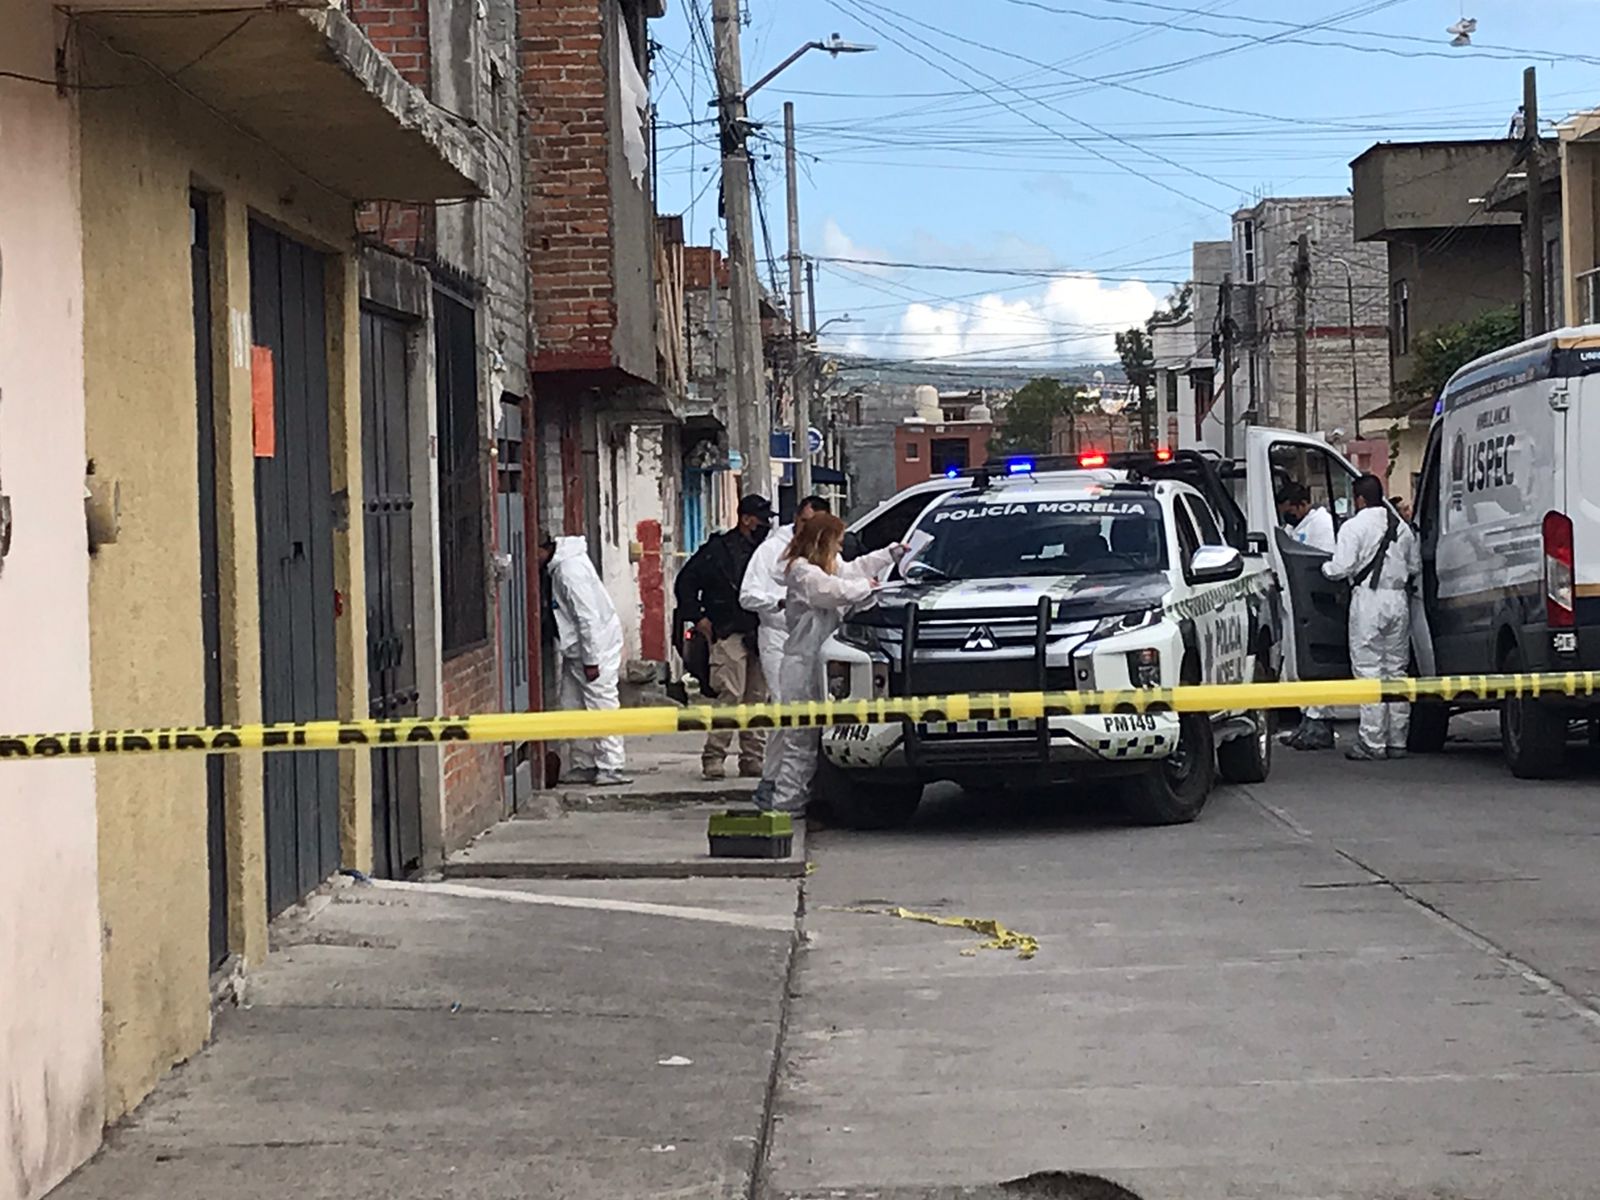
704, 634, 768, 772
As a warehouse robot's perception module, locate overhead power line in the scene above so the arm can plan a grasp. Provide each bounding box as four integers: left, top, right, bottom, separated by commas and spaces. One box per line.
1001, 0, 1600, 67
827, 0, 1237, 215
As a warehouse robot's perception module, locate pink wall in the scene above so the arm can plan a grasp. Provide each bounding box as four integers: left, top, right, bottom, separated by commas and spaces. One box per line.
0, 7, 105, 1198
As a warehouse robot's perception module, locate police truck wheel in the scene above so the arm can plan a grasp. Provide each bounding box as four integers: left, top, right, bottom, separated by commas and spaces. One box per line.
1124, 708, 1216, 825
1500, 643, 1567, 779
814, 759, 922, 830
1217, 659, 1272, 785
1406, 702, 1450, 754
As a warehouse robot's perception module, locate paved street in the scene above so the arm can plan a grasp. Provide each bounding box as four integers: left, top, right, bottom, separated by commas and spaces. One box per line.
41, 724, 1600, 1200
767, 720, 1600, 1199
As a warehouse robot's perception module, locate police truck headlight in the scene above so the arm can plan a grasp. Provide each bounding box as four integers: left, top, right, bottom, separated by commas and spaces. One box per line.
827, 662, 853, 700
837, 622, 885, 655
1093, 609, 1159, 639
1126, 647, 1162, 688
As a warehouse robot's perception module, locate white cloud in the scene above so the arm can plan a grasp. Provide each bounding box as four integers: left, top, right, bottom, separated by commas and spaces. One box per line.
840, 273, 1161, 365
815, 217, 1161, 364
817, 217, 896, 277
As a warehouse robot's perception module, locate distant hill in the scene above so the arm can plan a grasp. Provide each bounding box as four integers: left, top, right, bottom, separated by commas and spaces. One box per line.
827, 355, 1125, 392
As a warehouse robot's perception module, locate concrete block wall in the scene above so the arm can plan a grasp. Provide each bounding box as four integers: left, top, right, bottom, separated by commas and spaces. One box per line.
1233, 197, 1391, 435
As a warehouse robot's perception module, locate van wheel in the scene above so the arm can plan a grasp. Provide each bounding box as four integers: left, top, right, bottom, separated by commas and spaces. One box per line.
1125, 709, 1216, 826
1500, 643, 1567, 779
814, 759, 922, 829
1407, 702, 1450, 754
1217, 659, 1273, 785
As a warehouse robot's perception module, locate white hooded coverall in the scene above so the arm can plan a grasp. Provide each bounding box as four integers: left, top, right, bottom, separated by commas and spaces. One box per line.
547, 537, 626, 773
739, 524, 795, 790
1321, 506, 1420, 753
769, 546, 901, 812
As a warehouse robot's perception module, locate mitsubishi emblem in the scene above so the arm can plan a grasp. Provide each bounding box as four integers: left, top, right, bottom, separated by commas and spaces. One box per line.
961, 625, 998, 652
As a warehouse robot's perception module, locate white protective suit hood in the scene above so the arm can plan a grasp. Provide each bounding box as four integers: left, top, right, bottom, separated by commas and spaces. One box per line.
548, 537, 625, 668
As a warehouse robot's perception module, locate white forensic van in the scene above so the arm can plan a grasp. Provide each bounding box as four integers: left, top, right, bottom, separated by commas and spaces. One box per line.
1411, 326, 1600, 777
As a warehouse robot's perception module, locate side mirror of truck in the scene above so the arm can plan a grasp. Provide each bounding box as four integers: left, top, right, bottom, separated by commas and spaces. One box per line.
1246, 532, 1269, 556
1189, 545, 1245, 584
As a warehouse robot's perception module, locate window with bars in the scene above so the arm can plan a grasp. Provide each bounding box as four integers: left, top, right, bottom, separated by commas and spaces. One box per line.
434, 291, 488, 655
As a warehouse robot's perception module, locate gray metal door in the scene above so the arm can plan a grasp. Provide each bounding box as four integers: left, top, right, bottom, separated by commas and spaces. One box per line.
361, 309, 423, 878
496, 398, 531, 801
497, 398, 530, 712
192, 194, 228, 967
250, 221, 340, 917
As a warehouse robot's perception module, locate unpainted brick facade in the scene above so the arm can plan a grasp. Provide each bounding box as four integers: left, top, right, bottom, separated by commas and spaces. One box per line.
352, 0, 530, 848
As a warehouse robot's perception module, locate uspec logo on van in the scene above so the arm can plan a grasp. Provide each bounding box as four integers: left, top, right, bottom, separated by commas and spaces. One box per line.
1449, 427, 1516, 502
932, 500, 1152, 522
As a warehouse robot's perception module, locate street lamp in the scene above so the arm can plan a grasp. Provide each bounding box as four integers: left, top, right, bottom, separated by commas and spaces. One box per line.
708, 21, 874, 495
813, 314, 855, 340
743, 35, 877, 102
709, 35, 877, 109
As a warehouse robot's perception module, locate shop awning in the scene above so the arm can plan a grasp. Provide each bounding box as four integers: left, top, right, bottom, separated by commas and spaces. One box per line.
75, 6, 486, 202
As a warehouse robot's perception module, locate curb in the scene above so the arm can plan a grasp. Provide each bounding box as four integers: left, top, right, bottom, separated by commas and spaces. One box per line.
441, 858, 807, 881
748, 866, 807, 1200
515, 785, 760, 816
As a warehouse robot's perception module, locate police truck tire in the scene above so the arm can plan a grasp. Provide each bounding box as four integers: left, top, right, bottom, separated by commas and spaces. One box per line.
1406, 702, 1450, 754
1500, 643, 1567, 779
1124, 709, 1216, 825
1217, 659, 1272, 785
815, 759, 922, 829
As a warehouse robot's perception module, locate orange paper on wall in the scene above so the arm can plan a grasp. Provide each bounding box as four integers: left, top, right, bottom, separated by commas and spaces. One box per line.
251, 345, 275, 458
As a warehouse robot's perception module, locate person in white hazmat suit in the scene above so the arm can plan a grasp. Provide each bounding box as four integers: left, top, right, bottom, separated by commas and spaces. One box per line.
539, 533, 631, 785
1321, 473, 1420, 761
767, 514, 906, 813
738, 495, 833, 808
1276, 480, 1339, 751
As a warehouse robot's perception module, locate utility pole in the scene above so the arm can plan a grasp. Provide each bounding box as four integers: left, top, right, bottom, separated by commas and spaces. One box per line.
784, 101, 811, 498
1346, 267, 1361, 439
1293, 233, 1310, 433
1220, 275, 1236, 457
1524, 66, 1547, 337
712, 0, 770, 494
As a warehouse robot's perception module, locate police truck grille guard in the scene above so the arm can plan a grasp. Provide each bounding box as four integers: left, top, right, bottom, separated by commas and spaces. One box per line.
894, 596, 1063, 767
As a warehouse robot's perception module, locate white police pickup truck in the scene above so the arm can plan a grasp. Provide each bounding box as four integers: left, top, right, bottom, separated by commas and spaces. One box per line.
820, 449, 1284, 829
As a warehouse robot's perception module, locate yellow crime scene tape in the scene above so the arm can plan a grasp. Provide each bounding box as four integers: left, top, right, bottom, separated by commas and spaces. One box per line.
841, 905, 1040, 960
2, 672, 1598, 761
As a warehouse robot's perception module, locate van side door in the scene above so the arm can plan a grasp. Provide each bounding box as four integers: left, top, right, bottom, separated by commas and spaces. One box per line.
1414, 422, 1445, 673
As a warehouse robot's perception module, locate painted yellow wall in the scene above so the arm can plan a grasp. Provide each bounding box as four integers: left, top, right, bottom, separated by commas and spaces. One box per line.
77, 37, 370, 1120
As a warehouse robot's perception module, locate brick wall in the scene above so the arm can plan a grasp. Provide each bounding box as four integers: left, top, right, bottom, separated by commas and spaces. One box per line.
519, 0, 617, 371
350, 0, 433, 256
347, 0, 431, 85
442, 643, 504, 850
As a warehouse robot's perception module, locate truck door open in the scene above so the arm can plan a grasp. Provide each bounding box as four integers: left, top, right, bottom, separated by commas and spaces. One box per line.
1276, 529, 1351, 679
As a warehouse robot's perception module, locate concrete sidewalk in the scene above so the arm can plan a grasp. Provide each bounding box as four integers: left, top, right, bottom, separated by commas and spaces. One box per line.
471, 733, 805, 880
52, 874, 800, 1200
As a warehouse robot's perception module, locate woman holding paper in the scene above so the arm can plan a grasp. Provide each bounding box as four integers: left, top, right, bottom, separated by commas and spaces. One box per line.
766, 515, 905, 813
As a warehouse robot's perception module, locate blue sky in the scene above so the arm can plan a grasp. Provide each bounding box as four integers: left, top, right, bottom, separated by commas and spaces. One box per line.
650, 0, 1600, 366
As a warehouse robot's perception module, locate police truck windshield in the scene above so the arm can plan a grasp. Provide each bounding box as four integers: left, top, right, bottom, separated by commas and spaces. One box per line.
907, 496, 1167, 581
